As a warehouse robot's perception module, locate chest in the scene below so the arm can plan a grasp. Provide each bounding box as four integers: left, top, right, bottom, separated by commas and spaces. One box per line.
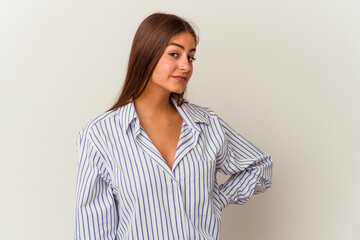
106, 121, 221, 205
140, 118, 183, 170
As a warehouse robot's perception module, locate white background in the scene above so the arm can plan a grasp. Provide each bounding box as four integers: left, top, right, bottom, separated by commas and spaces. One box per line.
1, 0, 359, 239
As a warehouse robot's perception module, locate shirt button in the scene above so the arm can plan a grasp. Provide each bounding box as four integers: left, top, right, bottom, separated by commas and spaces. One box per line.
179, 237, 184, 240
176, 209, 181, 215
172, 180, 178, 185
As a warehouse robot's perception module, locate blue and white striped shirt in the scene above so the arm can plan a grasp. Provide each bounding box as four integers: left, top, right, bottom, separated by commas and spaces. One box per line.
75, 98, 272, 240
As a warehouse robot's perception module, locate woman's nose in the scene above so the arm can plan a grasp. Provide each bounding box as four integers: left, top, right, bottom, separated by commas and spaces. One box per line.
179, 56, 192, 72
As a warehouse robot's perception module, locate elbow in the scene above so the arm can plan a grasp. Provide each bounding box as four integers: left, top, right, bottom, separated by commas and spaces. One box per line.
254, 154, 273, 194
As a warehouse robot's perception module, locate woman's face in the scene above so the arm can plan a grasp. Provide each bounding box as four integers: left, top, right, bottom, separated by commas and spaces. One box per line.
149, 32, 196, 94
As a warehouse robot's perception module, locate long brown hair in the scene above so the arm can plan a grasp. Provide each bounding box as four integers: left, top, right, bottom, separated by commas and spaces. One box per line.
107, 12, 199, 112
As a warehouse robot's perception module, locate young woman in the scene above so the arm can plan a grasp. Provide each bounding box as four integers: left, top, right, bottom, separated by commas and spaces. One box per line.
75, 12, 272, 240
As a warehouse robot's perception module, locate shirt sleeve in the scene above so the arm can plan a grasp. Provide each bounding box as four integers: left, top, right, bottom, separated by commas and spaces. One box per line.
215, 117, 273, 210
75, 129, 118, 240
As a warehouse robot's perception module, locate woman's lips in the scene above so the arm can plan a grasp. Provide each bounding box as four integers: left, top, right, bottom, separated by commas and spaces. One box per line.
173, 76, 187, 82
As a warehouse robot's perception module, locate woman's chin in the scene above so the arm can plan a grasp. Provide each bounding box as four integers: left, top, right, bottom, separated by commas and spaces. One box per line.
171, 88, 186, 94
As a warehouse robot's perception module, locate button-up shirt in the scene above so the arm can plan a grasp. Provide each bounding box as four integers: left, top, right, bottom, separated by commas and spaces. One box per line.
75, 98, 272, 240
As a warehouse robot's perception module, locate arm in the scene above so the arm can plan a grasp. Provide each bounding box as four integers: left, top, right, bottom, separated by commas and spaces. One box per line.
75, 130, 118, 239
215, 117, 273, 209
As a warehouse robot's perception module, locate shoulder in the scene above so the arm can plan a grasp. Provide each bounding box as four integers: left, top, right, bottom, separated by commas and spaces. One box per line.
77, 109, 119, 140
185, 102, 217, 116
181, 101, 220, 124
183, 101, 235, 136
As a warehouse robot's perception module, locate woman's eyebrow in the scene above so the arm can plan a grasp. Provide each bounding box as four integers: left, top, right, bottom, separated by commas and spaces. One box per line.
168, 42, 196, 53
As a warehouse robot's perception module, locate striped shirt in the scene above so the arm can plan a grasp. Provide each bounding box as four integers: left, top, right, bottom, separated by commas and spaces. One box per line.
75, 97, 272, 240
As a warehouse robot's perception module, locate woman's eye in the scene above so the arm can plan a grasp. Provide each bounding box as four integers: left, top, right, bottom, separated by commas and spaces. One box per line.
169, 52, 196, 62
169, 52, 179, 58
188, 56, 196, 62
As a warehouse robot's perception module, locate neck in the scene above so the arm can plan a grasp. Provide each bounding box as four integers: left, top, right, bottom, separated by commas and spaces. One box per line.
133, 83, 174, 118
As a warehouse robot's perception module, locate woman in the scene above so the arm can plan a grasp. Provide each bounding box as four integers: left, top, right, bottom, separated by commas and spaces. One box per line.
75, 12, 272, 240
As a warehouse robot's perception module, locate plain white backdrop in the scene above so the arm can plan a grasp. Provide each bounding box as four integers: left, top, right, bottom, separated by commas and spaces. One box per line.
1, 0, 359, 239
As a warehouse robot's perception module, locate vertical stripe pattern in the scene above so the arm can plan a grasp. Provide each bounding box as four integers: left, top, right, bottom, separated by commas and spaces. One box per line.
75, 98, 272, 240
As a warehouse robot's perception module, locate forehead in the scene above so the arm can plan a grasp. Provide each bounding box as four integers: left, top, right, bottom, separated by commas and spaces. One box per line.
168, 32, 196, 48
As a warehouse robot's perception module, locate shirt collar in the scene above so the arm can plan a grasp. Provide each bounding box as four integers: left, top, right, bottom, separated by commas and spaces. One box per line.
117, 100, 138, 134
117, 97, 210, 134
170, 97, 209, 133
